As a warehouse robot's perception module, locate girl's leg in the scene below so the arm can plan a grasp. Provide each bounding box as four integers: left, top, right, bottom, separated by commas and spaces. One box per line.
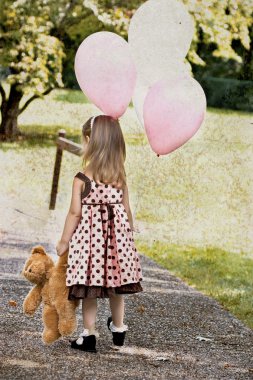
71, 297, 98, 350
109, 294, 125, 328
82, 297, 97, 330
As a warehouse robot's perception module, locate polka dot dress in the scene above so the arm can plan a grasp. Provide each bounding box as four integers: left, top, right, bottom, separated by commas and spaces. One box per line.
66, 172, 143, 299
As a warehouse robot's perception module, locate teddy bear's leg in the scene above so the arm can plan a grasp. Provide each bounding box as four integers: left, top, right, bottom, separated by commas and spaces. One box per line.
55, 300, 78, 337
42, 304, 61, 344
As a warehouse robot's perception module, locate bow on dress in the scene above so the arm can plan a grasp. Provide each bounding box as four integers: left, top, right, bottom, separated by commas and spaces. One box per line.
83, 202, 120, 221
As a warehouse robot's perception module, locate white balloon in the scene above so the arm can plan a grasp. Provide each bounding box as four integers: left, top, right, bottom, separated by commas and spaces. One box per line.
138, 58, 189, 87
133, 62, 190, 126
128, 0, 194, 71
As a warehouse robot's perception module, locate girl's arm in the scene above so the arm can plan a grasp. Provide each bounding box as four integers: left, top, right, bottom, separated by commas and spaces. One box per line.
56, 177, 83, 256
122, 183, 134, 231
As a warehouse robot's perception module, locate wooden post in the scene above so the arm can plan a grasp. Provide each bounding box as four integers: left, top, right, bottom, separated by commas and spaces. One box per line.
49, 129, 66, 210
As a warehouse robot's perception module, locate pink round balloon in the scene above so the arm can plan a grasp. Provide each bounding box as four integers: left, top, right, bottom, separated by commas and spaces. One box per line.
143, 77, 206, 155
74, 32, 137, 118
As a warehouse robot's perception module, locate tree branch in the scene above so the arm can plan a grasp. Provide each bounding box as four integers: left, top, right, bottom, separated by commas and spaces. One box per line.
57, 0, 78, 31
19, 87, 53, 115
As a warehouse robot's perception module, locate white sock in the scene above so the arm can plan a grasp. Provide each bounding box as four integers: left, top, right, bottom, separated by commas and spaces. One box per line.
76, 328, 99, 345
109, 321, 128, 332
80, 328, 90, 337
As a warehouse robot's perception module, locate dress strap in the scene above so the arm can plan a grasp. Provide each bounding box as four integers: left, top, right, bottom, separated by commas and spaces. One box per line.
75, 172, 90, 182
74, 172, 91, 199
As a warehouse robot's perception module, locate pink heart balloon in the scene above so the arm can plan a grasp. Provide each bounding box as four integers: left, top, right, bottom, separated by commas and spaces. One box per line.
143, 77, 206, 155
74, 31, 137, 118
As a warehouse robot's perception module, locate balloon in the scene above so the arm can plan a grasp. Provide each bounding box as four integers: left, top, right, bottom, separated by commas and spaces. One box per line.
133, 63, 190, 126
74, 31, 137, 118
143, 77, 207, 155
128, 0, 194, 79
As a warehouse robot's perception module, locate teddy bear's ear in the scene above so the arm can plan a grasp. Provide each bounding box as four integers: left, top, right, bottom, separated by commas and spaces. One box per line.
31, 245, 47, 255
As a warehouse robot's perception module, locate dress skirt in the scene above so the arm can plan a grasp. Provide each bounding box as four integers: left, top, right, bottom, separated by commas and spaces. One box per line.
68, 281, 143, 299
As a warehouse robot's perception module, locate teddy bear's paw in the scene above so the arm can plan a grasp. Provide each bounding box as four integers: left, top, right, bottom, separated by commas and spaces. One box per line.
58, 320, 77, 336
25, 311, 35, 317
23, 305, 36, 317
42, 329, 61, 345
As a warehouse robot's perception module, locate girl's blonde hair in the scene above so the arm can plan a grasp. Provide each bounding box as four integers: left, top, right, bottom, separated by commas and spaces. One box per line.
81, 115, 127, 189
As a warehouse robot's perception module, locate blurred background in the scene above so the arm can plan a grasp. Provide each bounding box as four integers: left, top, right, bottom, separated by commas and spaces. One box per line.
0, 0, 252, 328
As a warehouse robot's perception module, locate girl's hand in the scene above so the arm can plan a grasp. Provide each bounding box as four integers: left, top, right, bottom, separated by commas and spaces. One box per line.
56, 240, 69, 257
132, 225, 140, 233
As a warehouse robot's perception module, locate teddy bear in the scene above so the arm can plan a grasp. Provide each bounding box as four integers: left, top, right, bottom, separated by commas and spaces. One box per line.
22, 245, 80, 344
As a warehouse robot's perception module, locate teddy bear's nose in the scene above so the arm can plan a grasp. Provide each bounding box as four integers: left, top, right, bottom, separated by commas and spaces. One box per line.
29, 268, 32, 272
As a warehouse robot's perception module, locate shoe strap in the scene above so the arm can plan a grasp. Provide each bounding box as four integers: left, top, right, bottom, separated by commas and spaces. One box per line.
76, 329, 90, 345
80, 328, 90, 337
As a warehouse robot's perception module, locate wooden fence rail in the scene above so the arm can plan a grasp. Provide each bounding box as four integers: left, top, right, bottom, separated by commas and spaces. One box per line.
49, 129, 83, 210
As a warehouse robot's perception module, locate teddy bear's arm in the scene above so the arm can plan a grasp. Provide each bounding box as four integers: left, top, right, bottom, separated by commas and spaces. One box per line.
23, 285, 42, 317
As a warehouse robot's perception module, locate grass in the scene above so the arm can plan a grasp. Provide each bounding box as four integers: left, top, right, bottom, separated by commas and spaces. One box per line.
52, 88, 90, 104
135, 240, 253, 329
0, 87, 252, 329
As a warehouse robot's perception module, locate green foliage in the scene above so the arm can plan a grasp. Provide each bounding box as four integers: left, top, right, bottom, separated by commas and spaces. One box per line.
187, 0, 252, 64
0, 0, 65, 95
198, 77, 253, 111
53, 88, 89, 104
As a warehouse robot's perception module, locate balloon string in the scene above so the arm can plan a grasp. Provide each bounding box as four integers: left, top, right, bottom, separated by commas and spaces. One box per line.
132, 121, 159, 232
132, 122, 144, 223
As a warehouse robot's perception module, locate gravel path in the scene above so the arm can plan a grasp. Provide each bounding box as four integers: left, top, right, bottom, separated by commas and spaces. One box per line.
0, 242, 252, 380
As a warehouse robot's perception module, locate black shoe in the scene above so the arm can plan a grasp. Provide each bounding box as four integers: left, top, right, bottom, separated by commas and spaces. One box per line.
107, 316, 127, 346
69, 334, 97, 353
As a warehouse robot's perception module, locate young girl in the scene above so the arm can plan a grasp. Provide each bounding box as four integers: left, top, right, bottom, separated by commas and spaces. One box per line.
56, 115, 143, 353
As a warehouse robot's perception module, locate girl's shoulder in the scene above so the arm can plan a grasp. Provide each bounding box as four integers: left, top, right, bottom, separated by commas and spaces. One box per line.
74, 171, 125, 190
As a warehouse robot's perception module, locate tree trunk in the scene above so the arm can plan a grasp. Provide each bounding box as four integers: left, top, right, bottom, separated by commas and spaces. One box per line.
0, 85, 23, 138
240, 24, 253, 81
